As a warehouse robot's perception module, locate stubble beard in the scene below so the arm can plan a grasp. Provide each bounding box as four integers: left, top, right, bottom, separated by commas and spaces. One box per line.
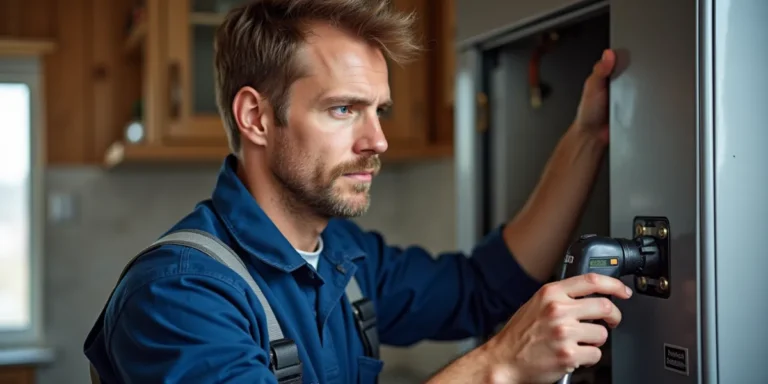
270, 136, 379, 219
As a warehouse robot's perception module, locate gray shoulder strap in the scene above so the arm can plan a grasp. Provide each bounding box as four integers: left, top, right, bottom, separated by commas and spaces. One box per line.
148, 229, 285, 341
345, 273, 364, 303
147, 229, 366, 338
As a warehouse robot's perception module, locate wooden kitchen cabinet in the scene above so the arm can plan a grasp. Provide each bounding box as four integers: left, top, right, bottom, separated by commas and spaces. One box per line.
161, 0, 233, 146
0, 0, 56, 40
103, 0, 455, 167
102, 0, 231, 167
0, 0, 136, 164
0, 365, 35, 384
381, 0, 453, 161
0, 0, 455, 166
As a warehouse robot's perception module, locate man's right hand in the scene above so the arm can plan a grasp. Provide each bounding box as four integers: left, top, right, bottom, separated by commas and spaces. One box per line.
484, 273, 633, 383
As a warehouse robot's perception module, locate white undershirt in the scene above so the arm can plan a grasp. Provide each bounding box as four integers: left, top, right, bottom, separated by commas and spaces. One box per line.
296, 237, 323, 270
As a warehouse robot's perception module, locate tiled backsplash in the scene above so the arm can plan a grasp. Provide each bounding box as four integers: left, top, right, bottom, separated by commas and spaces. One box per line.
38, 159, 458, 384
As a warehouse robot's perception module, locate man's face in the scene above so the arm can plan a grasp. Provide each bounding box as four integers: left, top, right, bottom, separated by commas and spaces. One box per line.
267, 24, 390, 218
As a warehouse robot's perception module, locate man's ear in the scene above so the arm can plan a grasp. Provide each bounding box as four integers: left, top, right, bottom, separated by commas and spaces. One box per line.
233, 86, 274, 147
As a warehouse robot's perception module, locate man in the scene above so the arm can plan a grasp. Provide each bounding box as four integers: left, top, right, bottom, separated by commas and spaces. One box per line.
83, 0, 632, 383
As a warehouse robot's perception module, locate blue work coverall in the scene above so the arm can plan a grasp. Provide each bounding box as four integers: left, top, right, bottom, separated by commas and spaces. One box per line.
83, 155, 542, 383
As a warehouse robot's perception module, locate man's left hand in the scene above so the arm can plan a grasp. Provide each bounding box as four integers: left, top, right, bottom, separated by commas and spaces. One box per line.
573, 49, 616, 144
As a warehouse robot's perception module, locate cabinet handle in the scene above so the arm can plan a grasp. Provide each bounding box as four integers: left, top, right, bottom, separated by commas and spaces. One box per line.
168, 61, 182, 120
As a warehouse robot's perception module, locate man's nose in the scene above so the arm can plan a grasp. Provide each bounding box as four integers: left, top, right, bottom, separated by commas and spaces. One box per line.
353, 111, 388, 155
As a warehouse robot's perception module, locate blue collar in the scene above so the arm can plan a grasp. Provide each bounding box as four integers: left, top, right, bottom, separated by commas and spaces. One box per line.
211, 155, 366, 273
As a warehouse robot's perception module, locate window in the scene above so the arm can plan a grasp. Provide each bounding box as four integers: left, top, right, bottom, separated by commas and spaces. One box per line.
0, 57, 44, 345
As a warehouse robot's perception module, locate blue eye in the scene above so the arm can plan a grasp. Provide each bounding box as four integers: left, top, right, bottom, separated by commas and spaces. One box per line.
332, 106, 350, 115
377, 107, 391, 118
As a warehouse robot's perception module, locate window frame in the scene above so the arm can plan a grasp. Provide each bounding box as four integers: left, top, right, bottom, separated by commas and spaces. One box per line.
0, 56, 46, 346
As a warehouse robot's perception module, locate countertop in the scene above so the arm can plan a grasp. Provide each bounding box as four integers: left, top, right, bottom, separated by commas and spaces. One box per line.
0, 346, 55, 367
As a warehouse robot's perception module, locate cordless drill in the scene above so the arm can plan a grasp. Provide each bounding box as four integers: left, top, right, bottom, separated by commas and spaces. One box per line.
554, 233, 662, 384
558, 234, 661, 281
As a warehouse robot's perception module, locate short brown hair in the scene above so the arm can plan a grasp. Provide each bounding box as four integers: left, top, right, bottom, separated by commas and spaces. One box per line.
214, 0, 422, 154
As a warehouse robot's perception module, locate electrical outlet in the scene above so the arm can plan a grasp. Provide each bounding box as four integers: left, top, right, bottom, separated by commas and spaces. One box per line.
47, 192, 77, 223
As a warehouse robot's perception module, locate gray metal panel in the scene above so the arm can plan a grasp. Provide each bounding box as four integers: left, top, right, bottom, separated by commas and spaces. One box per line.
476, 2, 608, 52
609, 0, 700, 383
713, 1, 768, 382
455, 0, 594, 48
489, 18, 610, 239
488, 56, 511, 229
487, 21, 610, 381
454, 48, 484, 256
453, 48, 485, 355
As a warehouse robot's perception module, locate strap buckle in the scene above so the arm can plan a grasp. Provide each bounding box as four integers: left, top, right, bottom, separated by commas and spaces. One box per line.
351, 298, 379, 359
269, 339, 303, 384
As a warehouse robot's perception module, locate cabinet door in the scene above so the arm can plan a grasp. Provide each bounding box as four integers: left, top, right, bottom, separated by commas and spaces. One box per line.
164, 0, 241, 145
161, 0, 436, 155
380, 0, 429, 148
